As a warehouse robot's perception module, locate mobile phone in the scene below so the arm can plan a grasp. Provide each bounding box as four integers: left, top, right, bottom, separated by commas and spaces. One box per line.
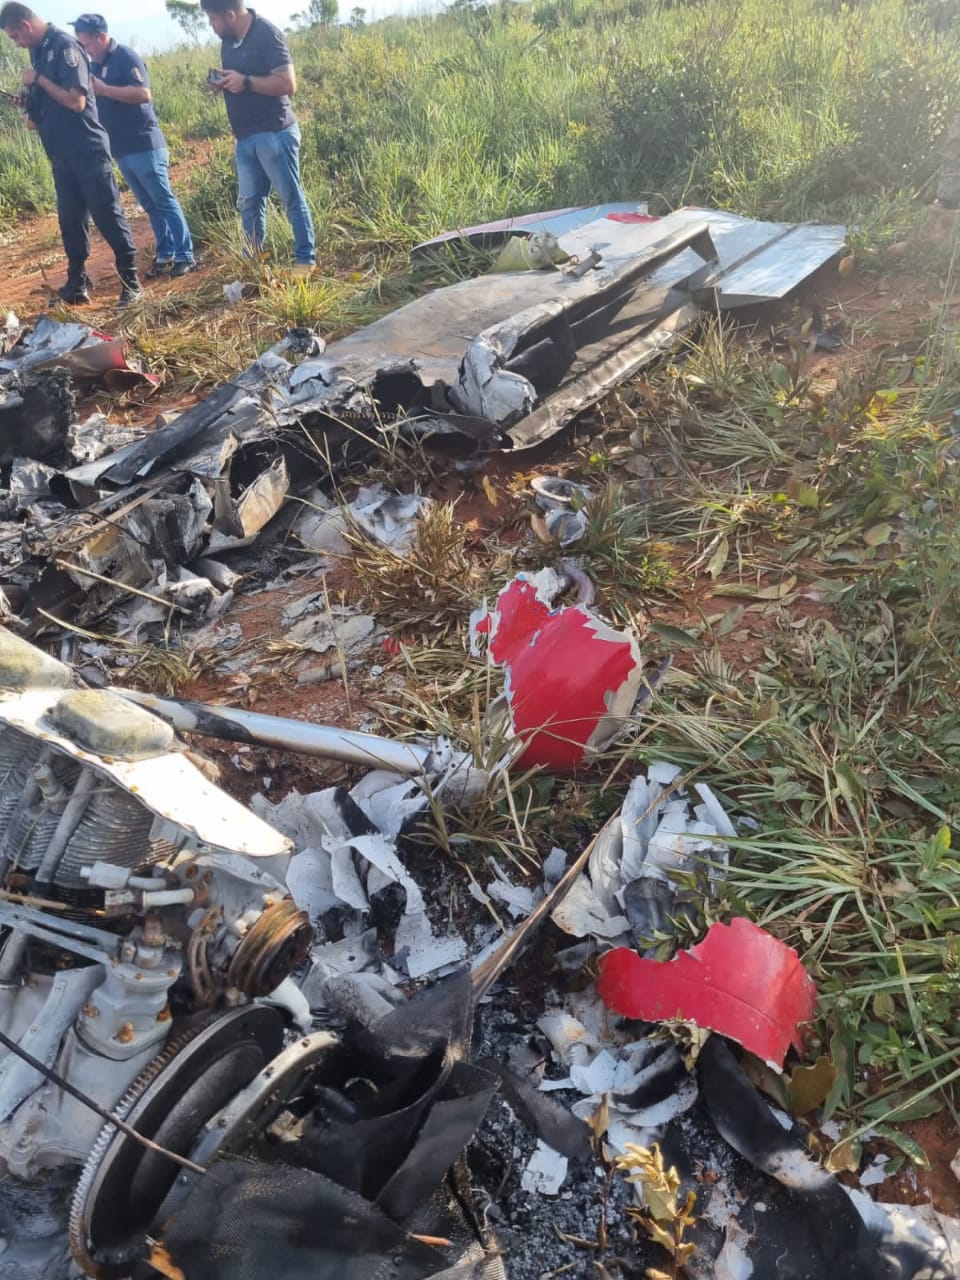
206, 68, 225, 84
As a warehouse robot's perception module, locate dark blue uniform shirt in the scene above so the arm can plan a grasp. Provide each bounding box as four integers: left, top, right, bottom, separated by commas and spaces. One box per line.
89, 40, 165, 160
219, 11, 295, 140
28, 24, 112, 165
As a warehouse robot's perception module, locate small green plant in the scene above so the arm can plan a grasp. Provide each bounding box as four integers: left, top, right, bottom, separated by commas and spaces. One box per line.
349, 499, 504, 638
255, 273, 352, 331
575, 482, 677, 621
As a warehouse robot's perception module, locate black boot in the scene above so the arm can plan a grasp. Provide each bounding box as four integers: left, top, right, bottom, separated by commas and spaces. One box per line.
58, 265, 91, 305
117, 265, 143, 308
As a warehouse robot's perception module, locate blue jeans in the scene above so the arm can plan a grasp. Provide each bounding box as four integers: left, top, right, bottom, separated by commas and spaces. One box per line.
235, 123, 315, 266
117, 147, 194, 265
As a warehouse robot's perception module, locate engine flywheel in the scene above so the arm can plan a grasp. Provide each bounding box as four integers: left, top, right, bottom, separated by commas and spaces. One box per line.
68, 1004, 285, 1280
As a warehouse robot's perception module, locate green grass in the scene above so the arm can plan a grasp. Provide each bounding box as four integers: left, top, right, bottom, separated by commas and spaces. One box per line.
3, 0, 960, 245
613, 295, 960, 1123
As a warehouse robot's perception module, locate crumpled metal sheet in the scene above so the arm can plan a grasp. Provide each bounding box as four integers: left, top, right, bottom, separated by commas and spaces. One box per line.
19, 354, 305, 627
3, 209, 845, 628
598, 917, 818, 1069
284, 209, 844, 455
0, 314, 158, 390
557, 207, 847, 306
411, 201, 650, 256
471, 569, 644, 771
283, 220, 717, 442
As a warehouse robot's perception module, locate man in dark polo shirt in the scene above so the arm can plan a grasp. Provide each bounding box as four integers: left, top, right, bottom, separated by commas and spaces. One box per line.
200, 0, 316, 273
71, 13, 196, 278
0, 1, 142, 305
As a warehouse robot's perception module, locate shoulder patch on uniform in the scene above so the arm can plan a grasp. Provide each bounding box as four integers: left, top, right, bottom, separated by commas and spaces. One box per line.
64, 47, 79, 68
131, 66, 144, 82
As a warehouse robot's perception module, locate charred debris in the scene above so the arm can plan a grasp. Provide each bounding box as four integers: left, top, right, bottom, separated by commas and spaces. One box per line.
0, 208, 844, 634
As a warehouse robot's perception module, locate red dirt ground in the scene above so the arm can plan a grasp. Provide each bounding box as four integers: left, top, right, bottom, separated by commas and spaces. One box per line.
0, 140, 222, 313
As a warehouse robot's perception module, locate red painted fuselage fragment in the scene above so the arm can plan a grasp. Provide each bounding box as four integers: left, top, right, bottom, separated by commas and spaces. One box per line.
597, 916, 816, 1068
475, 574, 643, 771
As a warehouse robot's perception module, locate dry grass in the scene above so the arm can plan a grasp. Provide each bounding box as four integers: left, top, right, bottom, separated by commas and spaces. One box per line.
348, 499, 508, 639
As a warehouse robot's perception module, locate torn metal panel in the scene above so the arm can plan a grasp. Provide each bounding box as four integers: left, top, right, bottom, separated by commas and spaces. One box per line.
471, 569, 644, 771
284, 211, 843, 457
0, 314, 157, 390
684, 214, 847, 306
412, 201, 648, 256
598, 918, 817, 1069
66, 415, 147, 470
85, 350, 291, 492
0, 315, 95, 374
94, 383, 263, 488
506, 300, 699, 451
556, 208, 847, 308
213, 454, 290, 540
285, 221, 715, 416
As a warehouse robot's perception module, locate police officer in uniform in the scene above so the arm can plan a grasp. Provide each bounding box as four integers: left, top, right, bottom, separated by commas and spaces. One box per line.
0, 2, 142, 306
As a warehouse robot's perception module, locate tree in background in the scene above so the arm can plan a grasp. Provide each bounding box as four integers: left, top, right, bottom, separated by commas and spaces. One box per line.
291, 0, 338, 28
349, 6, 366, 25
165, 0, 208, 42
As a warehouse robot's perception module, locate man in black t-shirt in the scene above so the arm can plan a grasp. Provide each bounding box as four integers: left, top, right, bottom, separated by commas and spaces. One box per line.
201, 0, 316, 272
0, 1, 142, 305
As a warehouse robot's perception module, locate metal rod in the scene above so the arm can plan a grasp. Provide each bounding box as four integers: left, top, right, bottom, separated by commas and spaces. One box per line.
0, 888, 68, 911
0, 900, 120, 951
111, 689, 443, 775
54, 560, 189, 614
0, 1024, 206, 1177
33, 767, 96, 887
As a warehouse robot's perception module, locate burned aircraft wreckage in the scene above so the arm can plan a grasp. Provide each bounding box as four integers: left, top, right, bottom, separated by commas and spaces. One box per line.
0, 629, 312, 1278
0, 209, 853, 1278
0, 209, 845, 631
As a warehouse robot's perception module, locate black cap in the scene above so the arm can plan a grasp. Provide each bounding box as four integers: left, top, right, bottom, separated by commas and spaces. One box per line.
69, 14, 109, 33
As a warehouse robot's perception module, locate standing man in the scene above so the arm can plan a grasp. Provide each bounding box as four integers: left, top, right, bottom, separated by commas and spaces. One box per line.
200, 0, 316, 275
70, 13, 196, 279
0, 3, 142, 306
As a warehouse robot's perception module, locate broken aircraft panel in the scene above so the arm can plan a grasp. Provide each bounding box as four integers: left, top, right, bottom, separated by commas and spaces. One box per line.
410, 200, 651, 256
281, 219, 718, 442
280, 209, 845, 454
1, 209, 846, 629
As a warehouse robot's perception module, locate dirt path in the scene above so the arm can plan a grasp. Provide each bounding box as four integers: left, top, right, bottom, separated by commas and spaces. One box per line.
0, 140, 224, 314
